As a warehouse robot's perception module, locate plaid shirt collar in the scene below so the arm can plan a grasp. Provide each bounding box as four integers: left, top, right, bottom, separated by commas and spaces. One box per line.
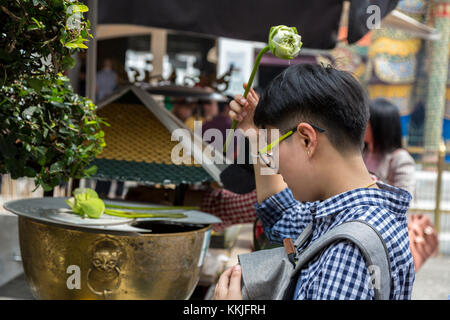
307, 181, 412, 219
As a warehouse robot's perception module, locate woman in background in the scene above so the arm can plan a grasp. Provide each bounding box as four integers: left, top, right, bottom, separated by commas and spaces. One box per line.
364, 98, 438, 271
363, 98, 416, 195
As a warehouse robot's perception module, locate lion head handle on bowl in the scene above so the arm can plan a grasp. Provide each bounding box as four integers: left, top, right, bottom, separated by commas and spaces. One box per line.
87, 237, 125, 297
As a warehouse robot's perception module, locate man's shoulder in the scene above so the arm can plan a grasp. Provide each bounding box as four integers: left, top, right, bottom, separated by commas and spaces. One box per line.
313, 205, 411, 269
345, 206, 413, 274
312, 210, 408, 275
353, 205, 409, 241
297, 201, 414, 299
300, 238, 375, 299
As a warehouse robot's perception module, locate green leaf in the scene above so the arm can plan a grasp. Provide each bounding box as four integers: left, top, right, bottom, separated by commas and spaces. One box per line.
24, 167, 37, 178
63, 36, 89, 50
59, 127, 71, 134
41, 182, 53, 192
83, 143, 95, 152
64, 42, 79, 49
28, 79, 45, 93
76, 43, 88, 49
50, 101, 65, 108
35, 146, 46, 156
22, 106, 38, 119
32, 0, 47, 6
71, 5, 89, 13
62, 56, 76, 69
84, 165, 98, 176
31, 18, 44, 29
27, 24, 40, 31
49, 161, 64, 173
37, 156, 46, 166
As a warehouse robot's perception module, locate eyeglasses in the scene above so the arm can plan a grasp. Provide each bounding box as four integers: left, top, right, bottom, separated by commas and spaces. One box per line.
258, 123, 326, 169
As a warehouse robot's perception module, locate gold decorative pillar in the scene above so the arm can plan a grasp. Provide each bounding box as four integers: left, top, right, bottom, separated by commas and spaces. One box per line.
424, 1, 450, 153
366, 0, 427, 136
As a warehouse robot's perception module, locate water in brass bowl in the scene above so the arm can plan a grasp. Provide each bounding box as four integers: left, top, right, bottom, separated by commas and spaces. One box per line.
4, 198, 219, 300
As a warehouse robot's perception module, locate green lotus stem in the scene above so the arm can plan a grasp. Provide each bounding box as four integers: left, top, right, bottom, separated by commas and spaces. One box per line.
66, 188, 193, 219
223, 45, 270, 153
105, 204, 199, 211
222, 25, 302, 153
104, 209, 187, 219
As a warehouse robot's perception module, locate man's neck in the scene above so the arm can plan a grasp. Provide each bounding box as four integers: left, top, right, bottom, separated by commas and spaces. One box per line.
318, 152, 376, 201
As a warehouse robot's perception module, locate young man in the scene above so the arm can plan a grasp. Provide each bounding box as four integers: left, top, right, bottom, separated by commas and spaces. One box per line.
214, 64, 414, 300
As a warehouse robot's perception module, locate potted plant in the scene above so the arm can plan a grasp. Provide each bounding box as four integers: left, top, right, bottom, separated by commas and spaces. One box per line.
0, 0, 105, 191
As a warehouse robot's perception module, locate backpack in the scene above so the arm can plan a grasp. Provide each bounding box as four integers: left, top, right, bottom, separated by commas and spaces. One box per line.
238, 220, 392, 300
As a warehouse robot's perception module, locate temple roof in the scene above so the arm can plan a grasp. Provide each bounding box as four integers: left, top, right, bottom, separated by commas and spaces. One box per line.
90, 86, 223, 185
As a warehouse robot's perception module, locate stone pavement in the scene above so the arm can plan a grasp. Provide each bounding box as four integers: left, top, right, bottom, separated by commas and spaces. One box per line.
0, 274, 33, 300
411, 255, 450, 300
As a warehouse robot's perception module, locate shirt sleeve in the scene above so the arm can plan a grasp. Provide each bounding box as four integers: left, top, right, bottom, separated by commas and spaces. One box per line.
200, 189, 257, 232
254, 188, 314, 244
391, 150, 416, 196
302, 241, 375, 300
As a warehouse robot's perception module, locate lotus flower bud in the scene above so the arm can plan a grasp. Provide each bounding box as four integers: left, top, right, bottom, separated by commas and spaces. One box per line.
223, 25, 303, 153
269, 25, 303, 60
65, 188, 105, 218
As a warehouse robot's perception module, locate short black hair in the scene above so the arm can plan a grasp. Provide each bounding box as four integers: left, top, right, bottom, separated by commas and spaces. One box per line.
253, 63, 369, 152
369, 98, 402, 154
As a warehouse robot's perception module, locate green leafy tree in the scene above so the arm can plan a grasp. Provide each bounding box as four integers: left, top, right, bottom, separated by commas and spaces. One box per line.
0, 0, 105, 191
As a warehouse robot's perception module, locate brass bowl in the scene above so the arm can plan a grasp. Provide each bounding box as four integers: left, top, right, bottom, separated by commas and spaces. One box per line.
18, 216, 211, 300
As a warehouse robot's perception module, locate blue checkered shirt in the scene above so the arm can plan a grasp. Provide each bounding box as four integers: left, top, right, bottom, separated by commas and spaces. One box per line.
255, 182, 415, 300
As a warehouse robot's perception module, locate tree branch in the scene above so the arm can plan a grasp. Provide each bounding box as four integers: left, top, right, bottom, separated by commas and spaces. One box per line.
0, 5, 21, 22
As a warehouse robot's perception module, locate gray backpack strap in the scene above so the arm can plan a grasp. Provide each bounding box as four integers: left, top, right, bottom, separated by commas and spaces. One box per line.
294, 222, 313, 248
285, 220, 392, 300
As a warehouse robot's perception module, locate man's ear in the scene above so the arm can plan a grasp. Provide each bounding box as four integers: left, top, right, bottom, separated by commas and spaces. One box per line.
364, 121, 373, 152
296, 123, 318, 155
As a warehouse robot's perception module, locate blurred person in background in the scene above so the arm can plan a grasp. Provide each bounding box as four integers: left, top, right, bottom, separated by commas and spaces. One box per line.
96, 58, 118, 102
201, 98, 219, 123
202, 96, 232, 147
363, 98, 415, 195
184, 87, 219, 131
171, 97, 197, 131
363, 98, 438, 271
